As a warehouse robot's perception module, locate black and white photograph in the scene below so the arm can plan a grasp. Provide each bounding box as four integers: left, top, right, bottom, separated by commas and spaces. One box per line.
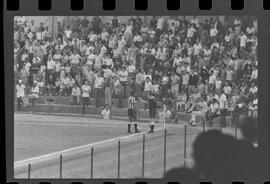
13, 15, 259, 181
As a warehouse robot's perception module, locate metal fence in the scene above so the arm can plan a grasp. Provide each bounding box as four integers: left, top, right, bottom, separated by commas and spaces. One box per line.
21, 122, 241, 179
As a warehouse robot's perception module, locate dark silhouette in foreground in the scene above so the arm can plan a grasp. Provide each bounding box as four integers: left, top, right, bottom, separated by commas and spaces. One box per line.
163, 117, 258, 184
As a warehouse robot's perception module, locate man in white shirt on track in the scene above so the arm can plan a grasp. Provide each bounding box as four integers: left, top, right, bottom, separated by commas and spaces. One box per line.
16, 80, 26, 111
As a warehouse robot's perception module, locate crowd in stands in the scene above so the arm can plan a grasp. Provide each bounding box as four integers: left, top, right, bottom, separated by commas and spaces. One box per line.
14, 16, 258, 121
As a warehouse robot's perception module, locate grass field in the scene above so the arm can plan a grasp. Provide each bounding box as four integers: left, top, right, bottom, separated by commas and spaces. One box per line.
14, 113, 240, 178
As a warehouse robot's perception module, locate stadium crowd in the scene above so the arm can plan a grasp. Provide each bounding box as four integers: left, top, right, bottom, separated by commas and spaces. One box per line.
14, 16, 258, 123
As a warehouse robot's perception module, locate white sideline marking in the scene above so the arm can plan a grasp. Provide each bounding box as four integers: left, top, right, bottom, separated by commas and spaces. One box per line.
14, 127, 164, 167
15, 122, 129, 128
15, 121, 189, 129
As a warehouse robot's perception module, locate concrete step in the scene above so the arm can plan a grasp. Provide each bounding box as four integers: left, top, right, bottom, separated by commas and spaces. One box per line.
21, 95, 163, 109
14, 103, 192, 123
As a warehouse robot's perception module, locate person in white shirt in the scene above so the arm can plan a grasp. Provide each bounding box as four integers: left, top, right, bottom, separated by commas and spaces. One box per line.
215, 76, 222, 91
144, 77, 153, 93
101, 105, 111, 120
182, 71, 189, 91
69, 50, 81, 65
71, 84, 81, 105
30, 81, 39, 113
94, 72, 104, 108
223, 81, 232, 96
239, 31, 247, 49
187, 24, 196, 38
250, 66, 258, 81
173, 54, 183, 68
47, 55, 55, 77
118, 67, 128, 97
157, 16, 165, 32
16, 80, 26, 110
193, 39, 202, 56
209, 71, 216, 90
219, 90, 228, 127
210, 24, 218, 39
249, 82, 258, 96
248, 93, 258, 118
64, 26, 72, 39
87, 50, 97, 67
207, 98, 220, 126
81, 80, 91, 115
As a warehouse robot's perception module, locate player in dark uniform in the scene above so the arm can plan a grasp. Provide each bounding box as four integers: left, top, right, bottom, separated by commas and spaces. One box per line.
139, 93, 157, 133
127, 91, 140, 133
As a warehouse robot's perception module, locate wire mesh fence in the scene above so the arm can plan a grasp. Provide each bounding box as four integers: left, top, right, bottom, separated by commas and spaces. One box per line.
15, 120, 242, 179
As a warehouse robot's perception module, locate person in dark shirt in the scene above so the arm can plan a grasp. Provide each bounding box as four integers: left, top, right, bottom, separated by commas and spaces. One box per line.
80, 16, 89, 29
200, 65, 209, 84
188, 69, 199, 93
139, 93, 157, 133
111, 16, 119, 29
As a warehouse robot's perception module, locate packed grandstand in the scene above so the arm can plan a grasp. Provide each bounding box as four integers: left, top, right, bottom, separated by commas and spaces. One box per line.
14, 16, 258, 121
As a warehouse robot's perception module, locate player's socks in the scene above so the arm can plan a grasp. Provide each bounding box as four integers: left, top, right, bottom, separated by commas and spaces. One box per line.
128, 124, 131, 133
151, 125, 154, 133
134, 123, 140, 133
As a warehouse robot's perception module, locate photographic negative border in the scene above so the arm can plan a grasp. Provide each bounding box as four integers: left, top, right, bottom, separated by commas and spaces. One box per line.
4, 0, 270, 183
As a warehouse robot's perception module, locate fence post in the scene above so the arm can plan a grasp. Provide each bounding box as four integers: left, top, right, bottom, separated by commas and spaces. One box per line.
142, 134, 145, 177
27, 163, 31, 179
184, 125, 187, 167
60, 154, 63, 178
235, 124, 238, 139
90, 147, 94, 178
163, 129, 167, 175
202, 118, 205, 133
117, 140, 121, 178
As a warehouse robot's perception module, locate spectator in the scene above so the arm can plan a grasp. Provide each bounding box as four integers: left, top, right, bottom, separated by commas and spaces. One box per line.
71, 84, 81, 105
101, 105, 111, 119
30, 80, 39, 113
13, 16, 258, 124
16, 80, 26, 111
104, 76, 114, 108
93, 71, 104, 108
81, 80, 91, 115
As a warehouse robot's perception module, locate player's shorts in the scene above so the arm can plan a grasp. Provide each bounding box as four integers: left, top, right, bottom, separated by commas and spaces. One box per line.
82, 97, 89, 106
127, 108, 137, 122
149, 108, 156, 118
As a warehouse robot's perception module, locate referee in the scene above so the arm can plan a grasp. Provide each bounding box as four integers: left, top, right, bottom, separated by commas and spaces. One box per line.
139, 94, 157, 133
127, 91, 140, 133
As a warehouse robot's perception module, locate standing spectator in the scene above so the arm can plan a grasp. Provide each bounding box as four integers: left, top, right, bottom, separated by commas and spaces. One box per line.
94, 71, 104, 108
171, 72, 181, 98
16, 80, 26, 111
104, 76, 114, 108
81, 80, 91, 115
71, 84, 81, 105
114, 76, 124, 108
219, 89, 228, 127
30, 81, 39, 113
118, 67, 128, 97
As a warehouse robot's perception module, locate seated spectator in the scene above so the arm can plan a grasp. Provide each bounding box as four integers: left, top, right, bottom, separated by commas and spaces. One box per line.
101, 104, 111, 119
176, 91, 187, 112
